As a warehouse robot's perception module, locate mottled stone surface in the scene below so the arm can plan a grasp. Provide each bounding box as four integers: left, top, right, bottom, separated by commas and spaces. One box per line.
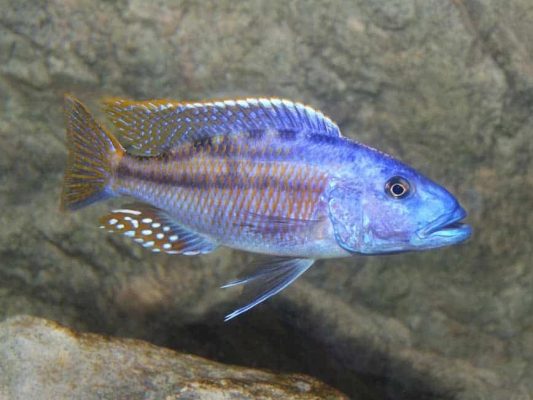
0, 0, 532, 399
0, 316, 347, 399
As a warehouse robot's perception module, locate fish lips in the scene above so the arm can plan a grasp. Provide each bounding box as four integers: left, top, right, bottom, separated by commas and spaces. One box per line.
416, 206, 472, 244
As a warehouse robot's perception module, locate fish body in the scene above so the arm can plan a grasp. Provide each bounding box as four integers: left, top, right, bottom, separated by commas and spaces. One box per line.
62, 95, 471, 320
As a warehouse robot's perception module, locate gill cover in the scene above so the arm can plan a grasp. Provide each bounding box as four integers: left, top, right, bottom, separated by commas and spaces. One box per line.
328, 185, 363, 253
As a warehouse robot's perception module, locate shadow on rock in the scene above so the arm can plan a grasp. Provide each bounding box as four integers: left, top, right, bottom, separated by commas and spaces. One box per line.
118, 300, 457, 400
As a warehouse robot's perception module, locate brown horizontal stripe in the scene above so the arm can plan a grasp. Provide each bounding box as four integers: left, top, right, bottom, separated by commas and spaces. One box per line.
117, 158, 326, 193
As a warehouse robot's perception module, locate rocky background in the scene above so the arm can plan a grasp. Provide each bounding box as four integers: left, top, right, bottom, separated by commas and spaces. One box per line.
0, 0, 532, 399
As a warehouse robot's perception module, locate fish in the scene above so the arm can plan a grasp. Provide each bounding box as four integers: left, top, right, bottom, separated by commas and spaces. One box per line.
61, 95, 472, 321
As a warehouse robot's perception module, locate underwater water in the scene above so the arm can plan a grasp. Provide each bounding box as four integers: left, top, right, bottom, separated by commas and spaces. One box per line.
0, 1, 532, 399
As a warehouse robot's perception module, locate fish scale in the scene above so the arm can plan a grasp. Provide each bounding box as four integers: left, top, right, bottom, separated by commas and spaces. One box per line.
62, 95, 471, 320
113, 138, 330, 253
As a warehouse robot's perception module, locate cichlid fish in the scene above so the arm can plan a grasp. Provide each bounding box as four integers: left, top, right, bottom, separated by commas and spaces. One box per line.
62, 95, 471, 320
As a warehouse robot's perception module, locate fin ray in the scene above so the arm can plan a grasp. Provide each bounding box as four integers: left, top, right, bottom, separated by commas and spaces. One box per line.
235, 211, 324, 237
222, 258, 315, 321
102, 97, 181, 156
62, 95, 124, 211
101, 97, 341, 155
99, 203, 218, 255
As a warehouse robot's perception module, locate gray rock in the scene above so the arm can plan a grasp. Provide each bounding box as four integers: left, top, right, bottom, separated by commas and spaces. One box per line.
0, 0, 532, 399
0, 316, 347, 400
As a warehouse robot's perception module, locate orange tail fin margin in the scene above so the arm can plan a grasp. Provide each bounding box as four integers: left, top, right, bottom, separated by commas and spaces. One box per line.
61, 95, 124, 211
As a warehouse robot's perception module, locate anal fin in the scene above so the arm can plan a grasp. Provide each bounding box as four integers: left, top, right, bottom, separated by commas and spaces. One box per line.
221, 257, 315, 321
99, 203, 218, 255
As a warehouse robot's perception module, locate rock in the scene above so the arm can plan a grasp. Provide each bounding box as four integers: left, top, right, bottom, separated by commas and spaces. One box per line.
0, 316, 347, 400
0, 0, 532, 399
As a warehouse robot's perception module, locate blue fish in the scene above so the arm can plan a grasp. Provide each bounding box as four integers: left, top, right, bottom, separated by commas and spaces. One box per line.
62, 95, 471, 320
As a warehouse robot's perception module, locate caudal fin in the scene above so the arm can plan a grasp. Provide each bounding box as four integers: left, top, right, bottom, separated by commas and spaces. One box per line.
61, 95, 124, 211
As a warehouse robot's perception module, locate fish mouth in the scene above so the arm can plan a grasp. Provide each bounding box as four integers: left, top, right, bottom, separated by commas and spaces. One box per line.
417, 207, 471, 240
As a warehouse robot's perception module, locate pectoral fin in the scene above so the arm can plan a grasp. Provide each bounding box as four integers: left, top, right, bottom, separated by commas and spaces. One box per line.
235, 211, 324, 238
221, 257, 315, 321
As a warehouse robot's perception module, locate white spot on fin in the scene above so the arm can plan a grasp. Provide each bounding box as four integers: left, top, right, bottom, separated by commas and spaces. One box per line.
99, 203, 218, 256
124, 216, 139, 228
113, 209, 141, 215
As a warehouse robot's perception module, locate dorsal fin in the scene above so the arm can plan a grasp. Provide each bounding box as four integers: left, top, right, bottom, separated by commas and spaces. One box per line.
99, 203, 218, 255
102, 97, 342, 156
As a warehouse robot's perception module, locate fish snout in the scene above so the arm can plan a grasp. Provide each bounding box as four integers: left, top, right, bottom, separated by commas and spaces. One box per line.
416, 205, 471, 242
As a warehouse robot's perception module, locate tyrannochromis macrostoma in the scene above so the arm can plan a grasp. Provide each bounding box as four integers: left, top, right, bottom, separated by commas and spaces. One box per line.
61, 95, 471, 320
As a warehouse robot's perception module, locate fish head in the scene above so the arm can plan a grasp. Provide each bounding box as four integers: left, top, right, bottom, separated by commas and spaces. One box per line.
329, 152, 471, 254
357, 156, 472, 254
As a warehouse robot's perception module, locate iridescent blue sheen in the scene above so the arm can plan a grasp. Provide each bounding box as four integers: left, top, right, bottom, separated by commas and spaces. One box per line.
64, 96, 472, 320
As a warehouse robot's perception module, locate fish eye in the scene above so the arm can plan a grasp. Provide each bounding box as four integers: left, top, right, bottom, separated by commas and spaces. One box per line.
385, 176, 411, 199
